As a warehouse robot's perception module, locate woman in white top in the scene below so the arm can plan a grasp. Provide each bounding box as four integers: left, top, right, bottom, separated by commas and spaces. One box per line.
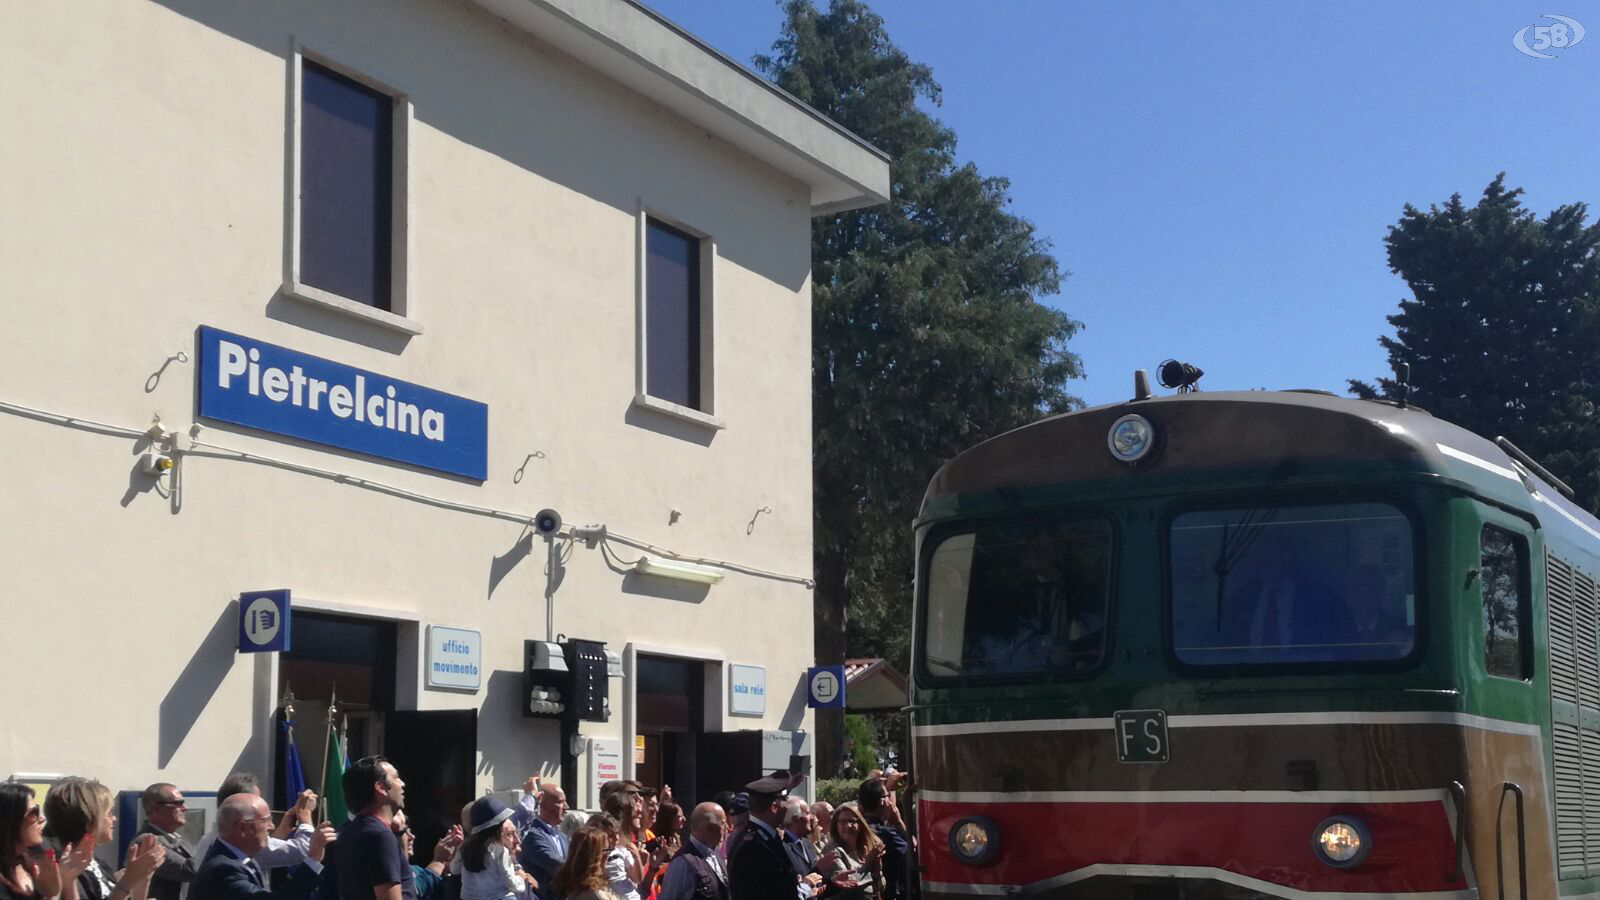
454, 797, 534, 900
590, 807, 643, 900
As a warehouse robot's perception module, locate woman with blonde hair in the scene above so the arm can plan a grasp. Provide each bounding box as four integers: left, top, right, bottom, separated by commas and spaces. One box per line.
818, 802, 883, 899
42, 779, 164, 900
549, 827, 617, 900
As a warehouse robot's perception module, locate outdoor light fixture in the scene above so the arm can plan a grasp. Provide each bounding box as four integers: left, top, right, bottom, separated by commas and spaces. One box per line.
633, 554, 727, 585
1107, 413, 1155, 464
1312, 816, 1371, 868
948, 816, 1000, 866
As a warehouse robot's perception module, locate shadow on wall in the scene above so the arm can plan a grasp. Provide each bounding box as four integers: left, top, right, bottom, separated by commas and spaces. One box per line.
159, 602, 239, 768
476, 670, 560, 782
147, 0, 810, 295
622, 404, 718, 448
265, 292, 415, 356
620, 571, 710, 605
488, 528, 535, 599
778, 671, 807, 732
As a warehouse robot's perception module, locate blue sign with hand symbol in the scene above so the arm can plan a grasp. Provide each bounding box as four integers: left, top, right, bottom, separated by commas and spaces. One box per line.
239, 589, 291, 653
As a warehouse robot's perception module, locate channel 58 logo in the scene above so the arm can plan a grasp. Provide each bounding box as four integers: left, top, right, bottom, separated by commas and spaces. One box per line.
1513, 14, 1585, 58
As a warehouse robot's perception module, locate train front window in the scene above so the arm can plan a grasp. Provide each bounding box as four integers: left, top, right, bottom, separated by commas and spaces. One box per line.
923, 517, 1112, 678
1169, 502, 1416, 666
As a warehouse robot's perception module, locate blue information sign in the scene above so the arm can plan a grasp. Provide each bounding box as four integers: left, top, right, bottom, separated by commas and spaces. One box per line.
197, 326, 488, 480
806, 665, 846, 709
239, 589, 291, 653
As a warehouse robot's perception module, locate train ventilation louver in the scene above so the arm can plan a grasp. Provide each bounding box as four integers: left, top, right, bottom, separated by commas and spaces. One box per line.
1549, 550, 1600, 875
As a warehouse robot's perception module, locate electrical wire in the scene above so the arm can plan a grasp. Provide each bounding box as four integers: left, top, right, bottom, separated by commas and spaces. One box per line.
0, 395, 817, 588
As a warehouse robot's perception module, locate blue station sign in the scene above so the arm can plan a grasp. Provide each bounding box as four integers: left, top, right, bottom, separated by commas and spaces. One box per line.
197, 327, 488, 480
239, 589, 291, 653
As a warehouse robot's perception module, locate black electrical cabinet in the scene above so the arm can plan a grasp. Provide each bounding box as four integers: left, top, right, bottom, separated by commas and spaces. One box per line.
564, 639, 608, 723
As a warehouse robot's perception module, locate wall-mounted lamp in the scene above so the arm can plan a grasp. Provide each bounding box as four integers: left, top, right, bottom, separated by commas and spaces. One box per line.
633, 554, 726, 585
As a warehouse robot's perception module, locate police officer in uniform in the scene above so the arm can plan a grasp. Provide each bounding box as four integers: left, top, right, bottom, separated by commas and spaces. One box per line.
727, 772, 819, 900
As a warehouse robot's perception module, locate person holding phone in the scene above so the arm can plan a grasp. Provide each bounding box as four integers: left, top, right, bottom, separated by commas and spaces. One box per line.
816, 804, 881, 900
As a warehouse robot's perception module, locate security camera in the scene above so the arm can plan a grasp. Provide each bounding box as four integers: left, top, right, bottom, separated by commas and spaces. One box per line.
533, 508, 562, 538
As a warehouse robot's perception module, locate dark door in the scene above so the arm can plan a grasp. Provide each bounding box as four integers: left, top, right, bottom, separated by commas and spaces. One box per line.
384, 710, 477, 864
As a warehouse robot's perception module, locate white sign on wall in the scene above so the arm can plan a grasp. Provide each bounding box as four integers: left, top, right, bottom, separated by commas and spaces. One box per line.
426, 626, 482, 691
729, 664, 766, 717
589, 737, 623, 800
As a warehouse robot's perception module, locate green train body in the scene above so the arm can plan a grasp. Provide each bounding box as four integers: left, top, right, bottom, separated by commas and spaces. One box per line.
908, 390, 1600, 899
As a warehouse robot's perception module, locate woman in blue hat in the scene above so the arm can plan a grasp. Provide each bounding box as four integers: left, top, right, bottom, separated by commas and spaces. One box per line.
454, 798, 535, 900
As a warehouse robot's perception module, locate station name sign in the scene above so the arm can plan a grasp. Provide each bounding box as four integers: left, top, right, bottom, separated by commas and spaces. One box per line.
197, 327, 488, 480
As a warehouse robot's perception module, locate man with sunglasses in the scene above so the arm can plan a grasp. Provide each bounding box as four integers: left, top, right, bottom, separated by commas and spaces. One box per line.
138, 784, 198, 900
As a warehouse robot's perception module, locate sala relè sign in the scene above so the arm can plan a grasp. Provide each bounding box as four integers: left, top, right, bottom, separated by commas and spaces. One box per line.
197, 326, 488, 480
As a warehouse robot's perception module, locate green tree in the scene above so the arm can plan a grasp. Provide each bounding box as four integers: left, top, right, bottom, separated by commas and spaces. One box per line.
1352, 174, 1600, 515
755, 0, 1083, 774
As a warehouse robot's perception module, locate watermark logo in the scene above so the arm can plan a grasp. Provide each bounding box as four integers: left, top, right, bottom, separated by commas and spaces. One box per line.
1514, 14, 1585, 58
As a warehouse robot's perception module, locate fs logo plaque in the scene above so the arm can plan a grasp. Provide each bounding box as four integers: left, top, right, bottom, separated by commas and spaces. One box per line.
1113, 709, 1169, 763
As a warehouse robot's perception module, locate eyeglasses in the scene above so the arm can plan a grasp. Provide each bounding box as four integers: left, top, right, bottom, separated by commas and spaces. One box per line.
154, 800, 187, 809
24, 805, 43, 821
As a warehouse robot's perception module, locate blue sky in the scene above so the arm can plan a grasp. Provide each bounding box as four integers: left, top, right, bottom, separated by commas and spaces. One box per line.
643, 1, 1600, 407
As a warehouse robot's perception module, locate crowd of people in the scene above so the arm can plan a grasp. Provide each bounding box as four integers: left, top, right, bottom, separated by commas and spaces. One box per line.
0, 764, 912, 900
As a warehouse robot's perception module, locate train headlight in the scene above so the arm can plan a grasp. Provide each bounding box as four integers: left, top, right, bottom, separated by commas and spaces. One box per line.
948, 816, 1000, 866
1312, 816, 1371, 868
1107, 414, 1155, 463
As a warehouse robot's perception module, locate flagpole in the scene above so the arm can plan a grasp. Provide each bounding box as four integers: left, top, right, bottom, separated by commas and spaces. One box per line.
282, 685, 298, 814
319, 687, 338, 824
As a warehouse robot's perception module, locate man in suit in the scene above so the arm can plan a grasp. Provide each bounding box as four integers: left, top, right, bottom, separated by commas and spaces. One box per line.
137, 783, 198, 900
727, 772, 817, 900
190, 795, 322, 900
780, 798, 819, 879
511, 777, 568, 900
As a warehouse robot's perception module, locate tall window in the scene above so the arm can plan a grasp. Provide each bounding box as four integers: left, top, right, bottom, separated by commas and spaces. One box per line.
300, 60, 394, 310
1481, 525, 1529, 679
645, 218, 703, 410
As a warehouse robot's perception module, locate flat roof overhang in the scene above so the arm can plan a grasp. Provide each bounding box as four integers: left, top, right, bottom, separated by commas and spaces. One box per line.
468, 0, 892, 214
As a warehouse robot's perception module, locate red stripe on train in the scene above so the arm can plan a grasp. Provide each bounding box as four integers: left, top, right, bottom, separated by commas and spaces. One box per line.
918, 798, 1466, 894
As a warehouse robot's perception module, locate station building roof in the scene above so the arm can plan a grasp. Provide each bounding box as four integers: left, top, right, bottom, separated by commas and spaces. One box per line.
468, 0, 892, 214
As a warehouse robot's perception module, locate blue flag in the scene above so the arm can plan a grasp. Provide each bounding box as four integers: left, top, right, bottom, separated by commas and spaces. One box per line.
281, 716, 307, 811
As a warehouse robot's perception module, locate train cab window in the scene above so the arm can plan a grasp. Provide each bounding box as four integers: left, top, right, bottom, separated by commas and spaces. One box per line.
923, 517, 1113, 678
1480, 525, 1530, 679
1169, 502, 1416, 666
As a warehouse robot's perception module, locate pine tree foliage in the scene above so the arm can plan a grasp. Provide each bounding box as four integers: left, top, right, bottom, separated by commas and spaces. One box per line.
1351, 174, 1600, 514
754, 0, 1083, 769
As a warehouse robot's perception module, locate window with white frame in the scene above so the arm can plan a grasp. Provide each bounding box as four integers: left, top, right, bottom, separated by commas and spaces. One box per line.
639, 214, 717, 424
287, 54, 414, 332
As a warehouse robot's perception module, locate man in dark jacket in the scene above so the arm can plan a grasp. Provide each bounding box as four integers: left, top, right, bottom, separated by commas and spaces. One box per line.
137, 784, 198, 900
658, 803, 729, 900
727, 772, 812, 900
191, 795, 320, 900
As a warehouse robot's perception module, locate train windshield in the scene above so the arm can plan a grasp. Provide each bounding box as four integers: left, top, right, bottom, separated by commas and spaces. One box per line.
1169, 501, 1416, 666
922, 516, 1113, 678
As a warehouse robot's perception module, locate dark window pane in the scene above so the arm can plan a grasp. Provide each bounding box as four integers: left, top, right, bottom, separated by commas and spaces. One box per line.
924, 517, 1112, 678
301, 60, 393, 310
1169, 502, 1416, 666
1481, 525, 1527, 679
646, 219, 701, 409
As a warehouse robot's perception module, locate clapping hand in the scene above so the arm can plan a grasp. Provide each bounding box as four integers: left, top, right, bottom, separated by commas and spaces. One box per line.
124, 835, 166, 882
35, 835, 97, 898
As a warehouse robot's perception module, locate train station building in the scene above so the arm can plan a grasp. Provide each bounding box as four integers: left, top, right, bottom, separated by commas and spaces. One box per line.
0, 0, 888, 848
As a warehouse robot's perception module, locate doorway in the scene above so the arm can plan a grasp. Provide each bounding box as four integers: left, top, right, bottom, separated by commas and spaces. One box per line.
635, 655, 705, 802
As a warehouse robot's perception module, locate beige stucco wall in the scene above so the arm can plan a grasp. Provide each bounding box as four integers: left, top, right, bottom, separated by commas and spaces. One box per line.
0, 0, 816, 803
